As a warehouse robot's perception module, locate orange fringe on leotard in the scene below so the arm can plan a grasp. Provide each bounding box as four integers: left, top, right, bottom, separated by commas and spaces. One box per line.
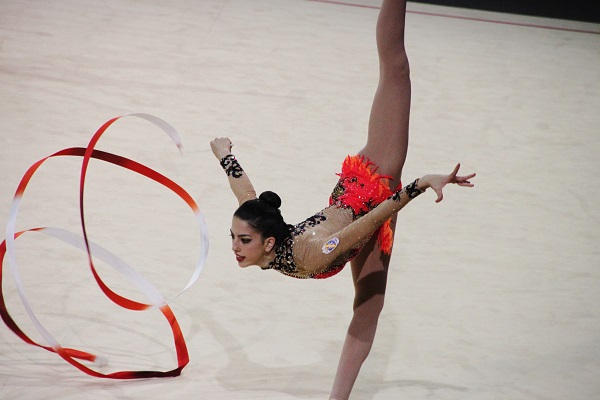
329, 155, 399, 255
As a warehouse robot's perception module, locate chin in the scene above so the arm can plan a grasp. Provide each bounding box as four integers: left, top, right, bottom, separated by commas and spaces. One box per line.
236, 260, 253, 268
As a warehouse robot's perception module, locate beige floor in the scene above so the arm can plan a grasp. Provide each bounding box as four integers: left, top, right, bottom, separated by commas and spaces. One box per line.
1, 1, 599, 399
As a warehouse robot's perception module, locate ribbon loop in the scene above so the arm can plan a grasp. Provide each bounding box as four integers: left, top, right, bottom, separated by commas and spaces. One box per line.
1, 114, 208, 379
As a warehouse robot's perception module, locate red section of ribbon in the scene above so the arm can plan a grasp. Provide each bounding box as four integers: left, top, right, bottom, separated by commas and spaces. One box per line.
1, 115, 205, 379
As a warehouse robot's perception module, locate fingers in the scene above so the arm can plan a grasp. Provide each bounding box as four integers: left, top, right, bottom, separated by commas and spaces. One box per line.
450, 163, 460, 178
210, 137, 233, 149
459, 172, 476, 181
428, 166, 476, 204
210, 137, 234, 159
432, 186, 444, 203
456, 172, 476, 186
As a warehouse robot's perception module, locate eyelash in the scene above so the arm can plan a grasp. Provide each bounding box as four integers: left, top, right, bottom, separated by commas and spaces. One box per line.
230, 234, 251, 244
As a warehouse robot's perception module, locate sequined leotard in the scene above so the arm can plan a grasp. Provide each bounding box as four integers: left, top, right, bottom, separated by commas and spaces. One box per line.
220, 154, 424, 279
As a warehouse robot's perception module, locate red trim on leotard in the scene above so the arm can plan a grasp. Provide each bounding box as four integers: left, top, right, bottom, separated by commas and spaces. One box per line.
329, 155, 399, 255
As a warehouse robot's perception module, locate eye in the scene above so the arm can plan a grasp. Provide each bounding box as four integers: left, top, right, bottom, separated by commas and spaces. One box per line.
229, 233, 234, 240
241, 238, 251, 244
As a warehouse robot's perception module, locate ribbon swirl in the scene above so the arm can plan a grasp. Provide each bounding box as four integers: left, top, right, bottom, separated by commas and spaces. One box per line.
1, 113, 208, 378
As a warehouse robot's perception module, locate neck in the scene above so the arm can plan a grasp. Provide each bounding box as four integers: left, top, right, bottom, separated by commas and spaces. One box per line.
258, 251, 276, 269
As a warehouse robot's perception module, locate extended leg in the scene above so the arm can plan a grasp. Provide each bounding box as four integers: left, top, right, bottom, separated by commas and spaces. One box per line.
359, 0, 411, 187
330, 0, 409, 398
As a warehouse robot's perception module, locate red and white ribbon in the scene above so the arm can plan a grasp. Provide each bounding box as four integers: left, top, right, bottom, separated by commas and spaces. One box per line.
1, 113, 208, 378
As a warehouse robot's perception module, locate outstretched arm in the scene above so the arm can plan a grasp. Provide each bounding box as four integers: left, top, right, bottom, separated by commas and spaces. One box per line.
210, 137, 257, 205
340, 163, 476, 242
304, 164, 475, 271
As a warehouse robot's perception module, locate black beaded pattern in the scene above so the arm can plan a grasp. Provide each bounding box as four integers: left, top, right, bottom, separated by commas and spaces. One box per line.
266, 234, 297, 276
220, 154, 243, 178
265, 211, 329, 279
331, 180, 345, 200
292, 211, 327, 235
392, 179, 423, 201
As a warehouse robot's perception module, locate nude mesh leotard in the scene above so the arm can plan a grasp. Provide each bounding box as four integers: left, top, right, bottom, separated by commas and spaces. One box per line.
220, 154, 424, 279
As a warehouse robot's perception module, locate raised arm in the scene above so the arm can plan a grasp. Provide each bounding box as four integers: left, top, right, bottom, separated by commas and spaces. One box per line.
210, 137, 257, 205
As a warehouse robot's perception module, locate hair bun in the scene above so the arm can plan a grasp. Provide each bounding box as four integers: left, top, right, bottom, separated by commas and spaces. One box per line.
259, 191, 282, 209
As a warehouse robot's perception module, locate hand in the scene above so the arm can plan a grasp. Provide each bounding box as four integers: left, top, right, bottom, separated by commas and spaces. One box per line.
419, 164, 475, 203
210, 137, 233, 159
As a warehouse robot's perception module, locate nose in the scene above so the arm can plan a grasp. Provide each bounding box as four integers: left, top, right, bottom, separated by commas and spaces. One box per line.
231, 241, 240, 253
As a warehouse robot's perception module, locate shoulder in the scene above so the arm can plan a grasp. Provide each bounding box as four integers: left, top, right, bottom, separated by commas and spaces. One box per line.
292, 210, 328, 236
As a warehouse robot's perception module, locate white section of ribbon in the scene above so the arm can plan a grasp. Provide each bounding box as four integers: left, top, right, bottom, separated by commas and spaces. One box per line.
3, 113, 208, 357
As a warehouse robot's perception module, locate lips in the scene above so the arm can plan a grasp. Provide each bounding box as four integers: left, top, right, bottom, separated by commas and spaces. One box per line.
235, 255, 245, 262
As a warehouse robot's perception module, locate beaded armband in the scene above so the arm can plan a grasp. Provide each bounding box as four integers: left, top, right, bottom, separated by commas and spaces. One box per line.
220, 154, 244, 178
392, 179, 424, 202
406, 178, 424, 198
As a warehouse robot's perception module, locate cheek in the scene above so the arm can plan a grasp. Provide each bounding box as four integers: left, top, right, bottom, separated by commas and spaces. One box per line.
249, 242, 264, 254
238, 241, 254, 252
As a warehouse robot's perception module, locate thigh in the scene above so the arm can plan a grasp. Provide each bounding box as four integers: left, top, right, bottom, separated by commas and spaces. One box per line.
358, 0, 410, 186
349, 215, 398, 311
359, 70, 411, 185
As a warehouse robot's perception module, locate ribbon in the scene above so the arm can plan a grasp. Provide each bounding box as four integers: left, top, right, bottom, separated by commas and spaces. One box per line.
1, 113, 208, 378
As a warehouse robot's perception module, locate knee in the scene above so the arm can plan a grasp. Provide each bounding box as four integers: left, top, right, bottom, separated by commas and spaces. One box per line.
380, 51, 410, 81
353, 295, 385, 320
352, 266, 388, 314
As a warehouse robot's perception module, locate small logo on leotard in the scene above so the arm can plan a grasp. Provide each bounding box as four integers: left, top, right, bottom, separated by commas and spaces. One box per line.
322, 237, 340, 254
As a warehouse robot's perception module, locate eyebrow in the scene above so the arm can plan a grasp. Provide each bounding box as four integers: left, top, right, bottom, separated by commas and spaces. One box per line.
230, 231, 252, 238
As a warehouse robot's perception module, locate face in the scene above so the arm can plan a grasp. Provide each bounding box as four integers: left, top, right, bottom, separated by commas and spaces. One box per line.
230, 216, 275, 268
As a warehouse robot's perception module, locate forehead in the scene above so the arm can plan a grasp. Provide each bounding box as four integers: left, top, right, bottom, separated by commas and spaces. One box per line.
231, 216, 260, 235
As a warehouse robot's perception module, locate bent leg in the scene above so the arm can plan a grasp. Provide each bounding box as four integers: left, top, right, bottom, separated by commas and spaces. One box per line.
359, 0, 410, 186
329, 217, 397, 400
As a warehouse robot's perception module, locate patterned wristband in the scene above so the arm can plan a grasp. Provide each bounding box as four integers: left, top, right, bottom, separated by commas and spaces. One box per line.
392, 179, 424, 202
405, 179, 424, 199
220, 154, 243, 178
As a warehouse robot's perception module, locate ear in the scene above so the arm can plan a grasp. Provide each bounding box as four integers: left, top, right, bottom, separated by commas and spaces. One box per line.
264, 237, 276, 252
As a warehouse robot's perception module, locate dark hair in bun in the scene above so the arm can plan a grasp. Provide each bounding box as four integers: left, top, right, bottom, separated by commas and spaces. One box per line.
234, 191, 290, 245
258, 191, 281, 209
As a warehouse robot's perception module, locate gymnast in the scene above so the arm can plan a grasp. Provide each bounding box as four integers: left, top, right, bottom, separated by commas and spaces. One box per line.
210, 0, 475, 398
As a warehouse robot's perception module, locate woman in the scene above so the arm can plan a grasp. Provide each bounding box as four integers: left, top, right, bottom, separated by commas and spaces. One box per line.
210, 0, 475, 398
